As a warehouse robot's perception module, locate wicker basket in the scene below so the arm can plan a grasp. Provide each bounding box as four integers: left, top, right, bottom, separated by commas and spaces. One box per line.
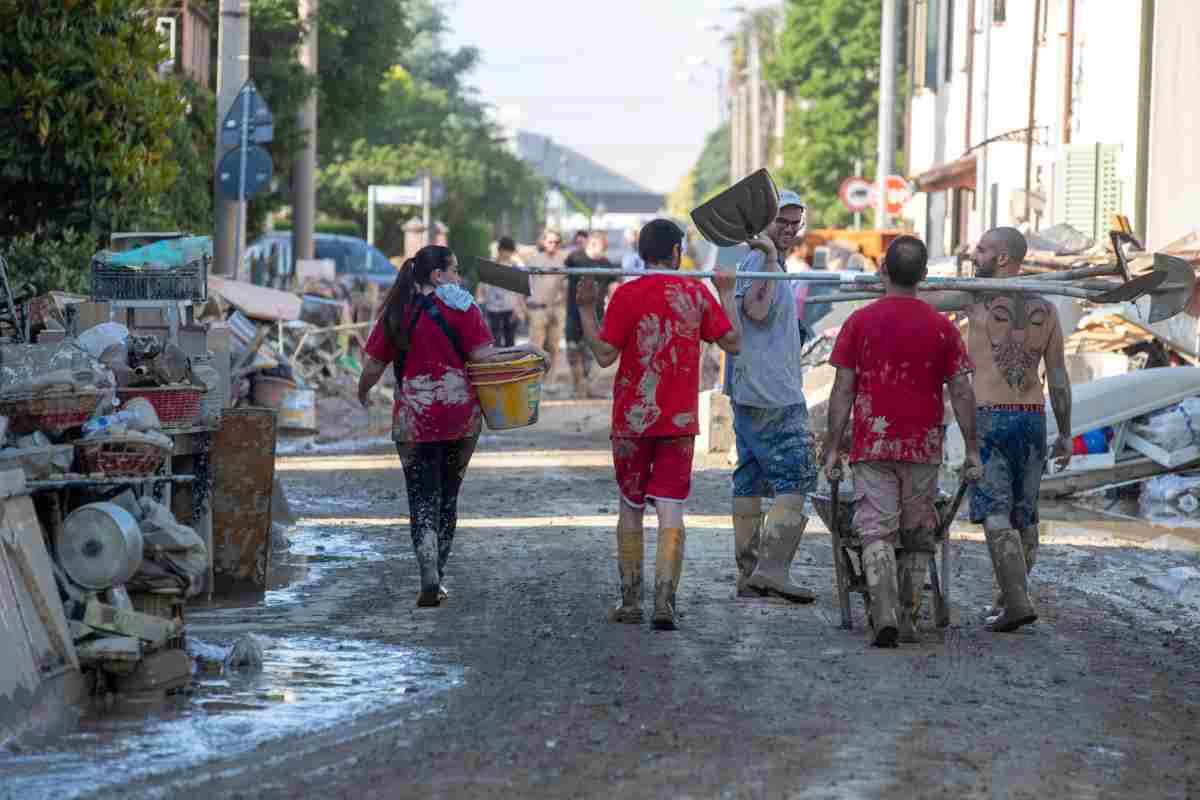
76, 434, 171, 476
0, 389, 106, 435
117, 386, 203, 428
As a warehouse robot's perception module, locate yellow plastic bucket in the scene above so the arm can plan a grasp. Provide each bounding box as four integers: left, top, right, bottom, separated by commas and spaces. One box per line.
469, 354, 546, 431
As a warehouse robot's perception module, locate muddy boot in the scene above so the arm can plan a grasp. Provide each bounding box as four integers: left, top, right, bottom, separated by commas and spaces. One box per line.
983, 525, 1039, 623
732, 497, 765, 598
862, 540, 899, 647
652, 527, 686, 631
984, 528, 1038, 633
896, 550, 930, 644
610, 524, 645, 623
744, 502, 815, 603
414, 534, 441, 608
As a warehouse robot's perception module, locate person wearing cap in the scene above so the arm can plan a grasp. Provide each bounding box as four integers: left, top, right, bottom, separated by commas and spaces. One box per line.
723, 190, 819, 604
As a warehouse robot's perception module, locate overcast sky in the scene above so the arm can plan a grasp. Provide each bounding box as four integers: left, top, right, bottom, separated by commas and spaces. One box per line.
444, 0, 777, 195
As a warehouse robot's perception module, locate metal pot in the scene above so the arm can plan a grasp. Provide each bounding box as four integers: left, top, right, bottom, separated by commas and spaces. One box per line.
57, 502, 144, 590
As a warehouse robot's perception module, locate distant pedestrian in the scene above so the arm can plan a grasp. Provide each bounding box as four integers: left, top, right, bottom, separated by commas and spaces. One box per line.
526, 228, 567, 377
576, 219, 741, 630
476, 236, 526, 347
565, 231, 613, 398
620, 226, 645, 280
358, 245, 531, 607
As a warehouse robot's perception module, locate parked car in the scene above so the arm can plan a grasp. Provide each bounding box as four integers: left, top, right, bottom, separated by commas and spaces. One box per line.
244, 232, 398, 290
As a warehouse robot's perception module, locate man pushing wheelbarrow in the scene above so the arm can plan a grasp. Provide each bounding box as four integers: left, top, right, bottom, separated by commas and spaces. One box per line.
822, 237, 983, 647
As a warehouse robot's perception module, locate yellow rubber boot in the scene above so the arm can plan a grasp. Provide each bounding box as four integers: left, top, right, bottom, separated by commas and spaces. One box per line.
652, 527, 686, 631
610, 523, 645, 624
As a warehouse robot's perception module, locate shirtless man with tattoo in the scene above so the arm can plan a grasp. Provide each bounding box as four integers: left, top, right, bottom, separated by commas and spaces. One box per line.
932, 227, 1072, 632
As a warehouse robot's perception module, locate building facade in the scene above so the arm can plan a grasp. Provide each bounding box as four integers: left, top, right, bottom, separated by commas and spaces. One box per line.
905, 0, 1199, 257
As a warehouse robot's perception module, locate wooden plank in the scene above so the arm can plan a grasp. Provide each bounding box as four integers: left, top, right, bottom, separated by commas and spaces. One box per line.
1040, 454, 1199, 498
210, 409, 276, 593
208, 276, 302, 322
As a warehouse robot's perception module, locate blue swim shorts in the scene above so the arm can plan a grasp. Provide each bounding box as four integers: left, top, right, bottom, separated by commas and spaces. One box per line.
969, 405, 1048, 529
731, 402, 818, 498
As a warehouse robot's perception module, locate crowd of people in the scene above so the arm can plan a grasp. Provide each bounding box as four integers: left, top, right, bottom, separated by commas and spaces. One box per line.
357, 192, 1071, 645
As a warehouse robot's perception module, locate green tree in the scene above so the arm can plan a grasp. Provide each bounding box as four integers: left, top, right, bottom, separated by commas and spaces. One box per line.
768, 0, 904, 227
693, 123, 731, 202
0, 0, 185, 236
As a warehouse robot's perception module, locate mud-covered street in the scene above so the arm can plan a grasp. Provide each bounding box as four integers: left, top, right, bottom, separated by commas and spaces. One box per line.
6, 399, 1200, 799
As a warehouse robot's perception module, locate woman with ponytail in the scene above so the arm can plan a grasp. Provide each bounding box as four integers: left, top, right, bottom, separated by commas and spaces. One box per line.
358, 245, 530, 607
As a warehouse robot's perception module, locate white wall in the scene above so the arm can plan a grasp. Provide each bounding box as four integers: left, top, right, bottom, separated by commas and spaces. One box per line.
1147, 0, 1200, 248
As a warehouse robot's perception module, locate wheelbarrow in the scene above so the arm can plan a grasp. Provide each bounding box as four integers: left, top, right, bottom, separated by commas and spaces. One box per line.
812, 477, 969, 631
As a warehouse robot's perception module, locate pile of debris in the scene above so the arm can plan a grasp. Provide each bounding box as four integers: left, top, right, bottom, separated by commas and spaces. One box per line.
199, 276, 385, 437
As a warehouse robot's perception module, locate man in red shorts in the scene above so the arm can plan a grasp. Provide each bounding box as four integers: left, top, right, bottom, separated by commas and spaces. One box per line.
824, 236, 983, 646
577, 218, 741, 630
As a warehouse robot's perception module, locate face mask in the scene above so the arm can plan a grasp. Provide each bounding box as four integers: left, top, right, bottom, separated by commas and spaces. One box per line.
436, 283, 474, 311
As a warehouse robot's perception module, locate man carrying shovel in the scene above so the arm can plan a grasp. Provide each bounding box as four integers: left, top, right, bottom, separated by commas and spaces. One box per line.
929, 227, 1073, 633
723, 190, 821, 603
823, 236, 982, 646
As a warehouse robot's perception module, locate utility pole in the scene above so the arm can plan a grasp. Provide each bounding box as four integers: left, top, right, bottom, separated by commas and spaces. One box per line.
213, 0, 250, 277
293, 0, 318, 268
875, 0, 898, 230
978, 0, 995, 235
749, 28, 763, 172
421, 172, 433, 247
774, 89, 786, 169
729, 62, 740, 182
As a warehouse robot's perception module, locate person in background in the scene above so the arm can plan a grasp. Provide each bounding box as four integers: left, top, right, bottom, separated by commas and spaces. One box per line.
565, 231, 613, 398
526, 228, 567, 379
823, 236, 982, 647
358, 246, 524, 607
476, 236, 526, 348
576, 219, 741, 630
620, 226, 645, 280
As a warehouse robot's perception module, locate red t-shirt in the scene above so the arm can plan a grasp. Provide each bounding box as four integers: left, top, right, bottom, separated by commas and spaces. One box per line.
599, 275, 733, 438
829, 296, 972, 464
364, 295, 493, 443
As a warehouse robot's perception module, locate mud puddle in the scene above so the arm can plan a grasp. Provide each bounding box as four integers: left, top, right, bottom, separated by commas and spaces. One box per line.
0, 636, 460, 800
0, 515, 455, 800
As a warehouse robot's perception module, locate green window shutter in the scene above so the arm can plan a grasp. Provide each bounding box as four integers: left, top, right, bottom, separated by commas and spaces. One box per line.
1095, 144, 1123, 238
1056, 143, 1122, 240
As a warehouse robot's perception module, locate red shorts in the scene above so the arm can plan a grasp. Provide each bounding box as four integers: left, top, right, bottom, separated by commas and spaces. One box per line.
611, 436, 696, 508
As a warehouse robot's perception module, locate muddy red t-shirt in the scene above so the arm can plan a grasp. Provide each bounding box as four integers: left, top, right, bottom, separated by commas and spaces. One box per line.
599, 274, 732, 438
364, 296, 493, 443
829, 296, 972, 464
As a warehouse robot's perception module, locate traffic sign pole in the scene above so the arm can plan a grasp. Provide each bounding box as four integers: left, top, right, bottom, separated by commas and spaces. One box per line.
853, 160, 862, 230
367, 186, 375, 248
235, 83, 250, 281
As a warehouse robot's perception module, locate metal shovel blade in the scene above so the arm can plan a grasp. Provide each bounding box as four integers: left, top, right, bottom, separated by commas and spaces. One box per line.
690, 168, 778, 246
1148, 253, 1197, 323
473, 257, 531, 297
1090, 269, 1166, 304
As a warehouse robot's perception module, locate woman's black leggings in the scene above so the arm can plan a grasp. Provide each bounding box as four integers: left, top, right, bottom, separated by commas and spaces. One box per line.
395, 435, 479, 577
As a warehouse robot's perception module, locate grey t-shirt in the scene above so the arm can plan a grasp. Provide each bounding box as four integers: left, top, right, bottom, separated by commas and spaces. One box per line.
722, 249, 806, 408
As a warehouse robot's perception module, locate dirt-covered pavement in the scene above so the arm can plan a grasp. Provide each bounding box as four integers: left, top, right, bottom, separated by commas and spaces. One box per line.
41, 399, 1200, 798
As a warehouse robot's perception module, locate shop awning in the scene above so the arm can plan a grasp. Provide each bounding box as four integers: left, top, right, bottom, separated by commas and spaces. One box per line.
911, 153, 978, 193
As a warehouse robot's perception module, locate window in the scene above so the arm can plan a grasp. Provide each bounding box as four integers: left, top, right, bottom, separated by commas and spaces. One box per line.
993, 0, 1007, 24
1055, 144, 1123, 240
925, 0, 941, 90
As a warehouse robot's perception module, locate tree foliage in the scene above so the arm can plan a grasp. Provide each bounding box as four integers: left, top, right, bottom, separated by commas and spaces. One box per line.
693, 123, 731, 203
767, 0, 903, 227
0, 0, 185, 236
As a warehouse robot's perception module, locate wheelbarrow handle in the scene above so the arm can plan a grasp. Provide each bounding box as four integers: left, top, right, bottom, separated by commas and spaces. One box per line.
829, 478, 853, 630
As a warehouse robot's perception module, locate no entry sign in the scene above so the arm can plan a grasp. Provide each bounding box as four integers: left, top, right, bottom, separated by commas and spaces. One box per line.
840, 175, 911, 215
839, 176, 872, 213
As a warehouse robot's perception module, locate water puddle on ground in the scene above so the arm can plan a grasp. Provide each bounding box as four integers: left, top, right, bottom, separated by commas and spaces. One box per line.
0, 517, 455, 800
1, 636, 461, 800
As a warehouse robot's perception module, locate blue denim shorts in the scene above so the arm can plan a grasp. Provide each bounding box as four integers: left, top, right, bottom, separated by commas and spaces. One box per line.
969, 406, 1048, 529
731, 402, 818, 498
